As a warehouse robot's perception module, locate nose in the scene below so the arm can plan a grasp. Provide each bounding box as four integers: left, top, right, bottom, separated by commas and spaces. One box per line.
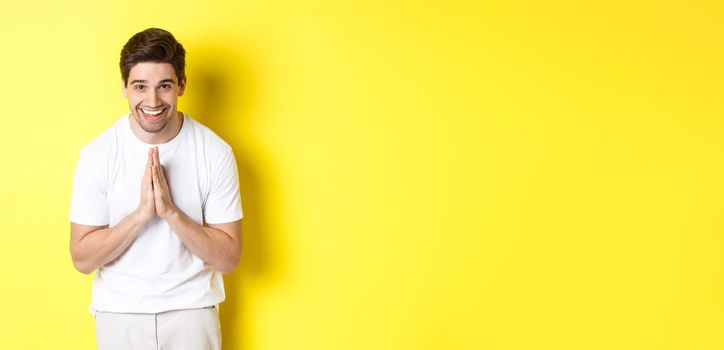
147, 88, 161, 107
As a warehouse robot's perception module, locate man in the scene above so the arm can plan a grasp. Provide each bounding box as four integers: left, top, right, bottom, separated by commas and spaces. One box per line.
69, 28, 242, 350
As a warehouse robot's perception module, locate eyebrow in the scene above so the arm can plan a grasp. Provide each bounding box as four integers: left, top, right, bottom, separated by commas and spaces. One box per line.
129, 79, 176, 85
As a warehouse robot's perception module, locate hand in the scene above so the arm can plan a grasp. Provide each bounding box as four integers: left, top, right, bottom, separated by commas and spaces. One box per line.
151, 147, 178, 219
136, 148, 156, 223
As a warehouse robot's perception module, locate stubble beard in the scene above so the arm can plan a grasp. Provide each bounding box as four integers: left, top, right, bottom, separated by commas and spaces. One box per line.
133, 108, 174, 134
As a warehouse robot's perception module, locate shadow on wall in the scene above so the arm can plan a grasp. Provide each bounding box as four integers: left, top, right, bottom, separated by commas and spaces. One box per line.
185, 37, 284, 350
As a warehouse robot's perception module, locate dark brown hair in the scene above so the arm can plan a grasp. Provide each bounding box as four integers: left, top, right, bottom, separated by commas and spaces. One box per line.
119, 28, 186, 86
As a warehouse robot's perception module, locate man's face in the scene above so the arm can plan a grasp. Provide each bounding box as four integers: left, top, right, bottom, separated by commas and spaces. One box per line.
122, 62, 186, 134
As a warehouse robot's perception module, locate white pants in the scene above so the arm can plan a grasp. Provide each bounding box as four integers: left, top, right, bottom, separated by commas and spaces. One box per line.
95, 306, 221, 350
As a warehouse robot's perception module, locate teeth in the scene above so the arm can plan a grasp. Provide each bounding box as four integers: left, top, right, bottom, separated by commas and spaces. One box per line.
141, 108, 164, 115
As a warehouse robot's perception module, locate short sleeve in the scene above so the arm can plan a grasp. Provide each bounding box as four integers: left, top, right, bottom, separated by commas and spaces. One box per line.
69, 149, 110, 226
203, 148, 243, 224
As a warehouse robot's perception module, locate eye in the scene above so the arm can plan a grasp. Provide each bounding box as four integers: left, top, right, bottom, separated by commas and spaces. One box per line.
134, 85, 145, 90
160, 84, 171, 89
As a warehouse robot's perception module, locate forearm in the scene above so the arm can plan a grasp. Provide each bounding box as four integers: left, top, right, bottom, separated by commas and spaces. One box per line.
71, 210, 148, 274
165, 210, 240, 273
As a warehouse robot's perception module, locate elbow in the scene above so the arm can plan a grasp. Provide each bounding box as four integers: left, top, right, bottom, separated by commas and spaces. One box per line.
217, 262, 238, 275
72, 258, 96, 275
70, 249, 96, 275
70, 242, 94, 274
218, 247, 242, 275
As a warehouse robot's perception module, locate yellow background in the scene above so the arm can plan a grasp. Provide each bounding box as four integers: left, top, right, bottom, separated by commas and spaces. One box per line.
0, 0, 722, 349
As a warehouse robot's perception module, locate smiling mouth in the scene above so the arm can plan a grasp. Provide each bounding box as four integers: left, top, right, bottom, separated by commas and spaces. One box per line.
139, 107, 167, 120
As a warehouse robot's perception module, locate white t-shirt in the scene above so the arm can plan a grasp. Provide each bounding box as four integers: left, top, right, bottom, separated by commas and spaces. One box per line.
69, 112, 243, 314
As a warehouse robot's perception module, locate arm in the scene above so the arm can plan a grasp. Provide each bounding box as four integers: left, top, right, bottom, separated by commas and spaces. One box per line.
69, 211, 147, 274
69, 148, 156, 274
150, 149, 242, 274
165, 212, 242, 274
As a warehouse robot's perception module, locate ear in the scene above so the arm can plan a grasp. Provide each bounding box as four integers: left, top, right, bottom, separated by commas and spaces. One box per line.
178, 76, 187, 97
121, 79, 128, 98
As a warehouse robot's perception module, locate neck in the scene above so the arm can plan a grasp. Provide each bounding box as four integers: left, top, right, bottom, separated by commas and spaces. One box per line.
129, 111, 184, 144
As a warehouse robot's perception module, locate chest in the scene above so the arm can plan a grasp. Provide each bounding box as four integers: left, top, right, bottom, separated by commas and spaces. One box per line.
107, 147, 209, 225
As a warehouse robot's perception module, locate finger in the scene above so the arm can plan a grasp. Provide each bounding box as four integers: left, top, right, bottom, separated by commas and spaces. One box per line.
156, 149, 168, 184
144, 149, 153, 174
147, 161, 154, 187
143, 151, 152, 184
151, 146, 166, 178
158, 163, 167, 184
146, 174, 154, 194
157, 164, 170, 192
154, 146, 161, 167
160, 167, 171, 193
152, 165, 161, 193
